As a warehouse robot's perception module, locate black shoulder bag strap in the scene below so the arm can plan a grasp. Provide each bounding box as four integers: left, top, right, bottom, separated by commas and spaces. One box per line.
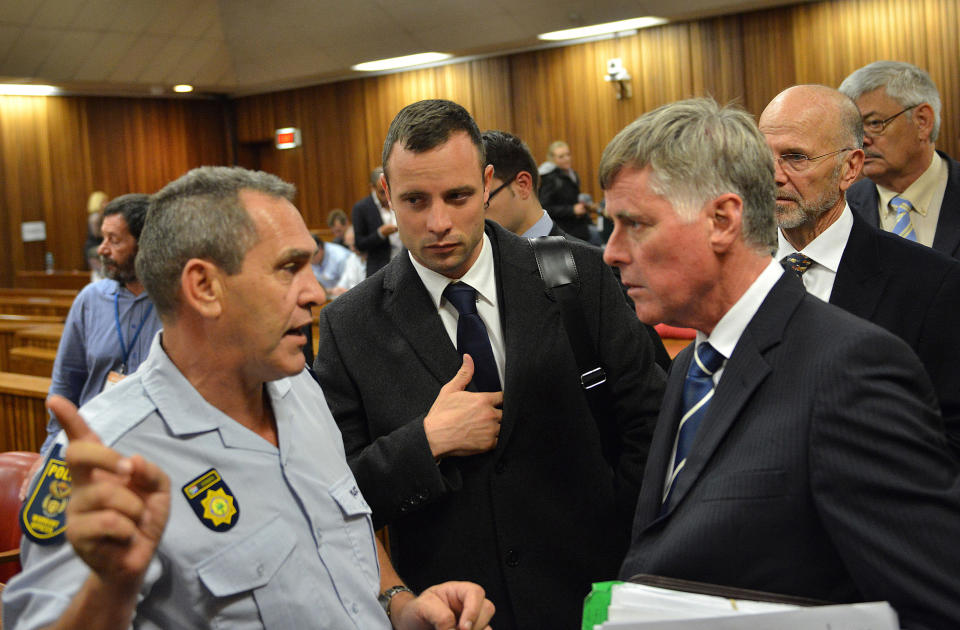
529, 236, 621, 465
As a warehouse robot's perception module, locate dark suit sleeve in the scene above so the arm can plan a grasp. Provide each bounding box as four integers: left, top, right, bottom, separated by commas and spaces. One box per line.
588, 250, 667, 525
314, 308, 460, 528
538, 172, 577, 221
915, 263, 960, 457
352, 199, 387, 255
811, 328, 960, 628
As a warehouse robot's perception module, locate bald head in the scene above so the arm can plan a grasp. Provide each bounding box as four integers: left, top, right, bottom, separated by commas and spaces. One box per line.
760, 85, 863, 150
759, 85, 865, 249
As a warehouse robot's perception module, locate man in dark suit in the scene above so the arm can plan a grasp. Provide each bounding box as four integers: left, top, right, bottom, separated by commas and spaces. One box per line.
315, 100, 666, 630
352, 166, 401, 276
603, 97, 960, 629
760, 84, 960, 457
538, 140, 594, 241
839, 61, 960, 259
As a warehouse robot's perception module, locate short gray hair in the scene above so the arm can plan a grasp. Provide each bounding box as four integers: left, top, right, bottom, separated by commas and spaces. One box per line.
839, 60, 941, 141
137, 166, 296, 320
599, 97, 777, 253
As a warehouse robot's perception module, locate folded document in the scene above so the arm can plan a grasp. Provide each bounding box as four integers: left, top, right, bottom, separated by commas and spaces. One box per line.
587, 581, 899, 630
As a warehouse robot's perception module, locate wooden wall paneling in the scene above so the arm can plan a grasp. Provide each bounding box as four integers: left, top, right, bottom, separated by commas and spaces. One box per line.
740, 8, 798, 118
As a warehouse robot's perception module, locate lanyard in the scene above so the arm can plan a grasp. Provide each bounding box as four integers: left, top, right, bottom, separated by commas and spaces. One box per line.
114, 292, 154, 374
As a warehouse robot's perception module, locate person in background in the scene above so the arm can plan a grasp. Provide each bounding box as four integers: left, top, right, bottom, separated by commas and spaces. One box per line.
840, 61, 960, 259
45, 193, 161, 453
328, 208, 350, 245
311, 233, 352, 291
353, 166, 402, 276
538, 140, 595, 242
84, 190, 108, 279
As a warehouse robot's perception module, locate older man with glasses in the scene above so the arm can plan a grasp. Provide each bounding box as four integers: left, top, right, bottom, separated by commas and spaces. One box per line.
760, 83, 960, 458
840, 60, 960, 260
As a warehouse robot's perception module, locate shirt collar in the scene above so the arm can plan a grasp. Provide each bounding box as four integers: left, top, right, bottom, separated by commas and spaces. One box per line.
371, 191, 386, 212
521, 210, 554, 238
876, 151, 945, 217
409, 232, 496, 309
775, 203, 853, 274
697, 258, 784, 360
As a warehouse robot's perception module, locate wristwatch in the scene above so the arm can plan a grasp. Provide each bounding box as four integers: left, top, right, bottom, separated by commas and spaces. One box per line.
378, 585, 414, 618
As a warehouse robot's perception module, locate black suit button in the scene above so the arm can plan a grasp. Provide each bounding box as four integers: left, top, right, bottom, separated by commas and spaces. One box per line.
505, 549, 519, 567
417, 489, 430, 500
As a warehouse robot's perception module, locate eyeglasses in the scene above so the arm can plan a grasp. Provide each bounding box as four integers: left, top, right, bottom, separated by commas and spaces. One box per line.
486, 174, 516, 203
775, 148, 854, 172
863, 105, 917, 135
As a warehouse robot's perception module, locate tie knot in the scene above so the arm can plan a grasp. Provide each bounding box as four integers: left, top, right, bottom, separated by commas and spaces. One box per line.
890, 196, 914, 214
443, 282, 478, 315
689, 342, 724, 378
781, 253, 814, 275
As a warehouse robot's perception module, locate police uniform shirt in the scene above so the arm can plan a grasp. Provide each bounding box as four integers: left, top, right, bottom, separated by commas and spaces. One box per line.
3, 333, 390, 630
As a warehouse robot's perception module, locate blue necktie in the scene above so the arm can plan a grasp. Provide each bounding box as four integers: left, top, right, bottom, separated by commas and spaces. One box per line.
443, 282, 501, 392
890, 196, 918, 242
662, 342, 724, 510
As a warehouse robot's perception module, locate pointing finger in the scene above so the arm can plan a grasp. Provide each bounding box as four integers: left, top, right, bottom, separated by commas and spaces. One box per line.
47, 395, 101, 445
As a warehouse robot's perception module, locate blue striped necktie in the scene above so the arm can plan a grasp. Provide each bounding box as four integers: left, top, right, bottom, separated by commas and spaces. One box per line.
890, 196, 918, 242
662, 342, 725, 510
443, 282, 501, 392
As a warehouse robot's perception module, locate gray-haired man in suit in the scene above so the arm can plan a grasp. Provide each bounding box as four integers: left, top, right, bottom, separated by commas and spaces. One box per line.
604, 97, 960, 629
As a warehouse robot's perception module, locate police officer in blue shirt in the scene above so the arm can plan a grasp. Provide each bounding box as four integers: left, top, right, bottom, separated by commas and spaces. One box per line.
3, 166, 495, 630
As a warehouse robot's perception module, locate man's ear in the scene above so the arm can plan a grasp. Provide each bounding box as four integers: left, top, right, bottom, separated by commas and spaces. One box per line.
379, 173, 390, 205
707, 193, 744, 253
483, 164, 494, 200
839, 149, 865, 192
912, 103, 936, 142
513, 171, 534, 200
180, 258, 223, 319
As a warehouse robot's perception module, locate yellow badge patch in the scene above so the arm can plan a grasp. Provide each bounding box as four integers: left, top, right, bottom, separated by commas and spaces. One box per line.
182, 468, 240, 532
20, 444, 71, 545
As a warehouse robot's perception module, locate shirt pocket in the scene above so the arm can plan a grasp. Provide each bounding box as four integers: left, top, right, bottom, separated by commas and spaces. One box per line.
329, 474, 380, 591
197, 514, 310, 629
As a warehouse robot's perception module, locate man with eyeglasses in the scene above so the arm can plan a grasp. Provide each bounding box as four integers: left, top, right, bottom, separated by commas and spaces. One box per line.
839, 61, 960, 259
759, 84, 960, 457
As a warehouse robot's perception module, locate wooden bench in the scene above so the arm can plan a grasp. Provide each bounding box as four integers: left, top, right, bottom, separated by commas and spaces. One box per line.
0, 288, 78, 300
13, 325, 63, 351
0, 297, 73, 319
7, 348, 56, 378
0, 372, 49, 453
14, 270, 90, 292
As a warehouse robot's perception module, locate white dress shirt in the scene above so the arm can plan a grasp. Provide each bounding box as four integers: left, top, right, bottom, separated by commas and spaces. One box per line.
775, 204, 854, 302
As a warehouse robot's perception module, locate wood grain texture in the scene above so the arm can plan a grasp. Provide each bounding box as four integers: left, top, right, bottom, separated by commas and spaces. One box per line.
0, 372, 49, 452
0, 96, 230, 286
2, 0, 958, 286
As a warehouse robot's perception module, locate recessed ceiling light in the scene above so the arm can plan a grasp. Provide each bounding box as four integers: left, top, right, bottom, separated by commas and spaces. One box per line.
538, 17, 668, 41
173, 84, 194, 93
0, 84, 59, 96
352, 52, 452, 72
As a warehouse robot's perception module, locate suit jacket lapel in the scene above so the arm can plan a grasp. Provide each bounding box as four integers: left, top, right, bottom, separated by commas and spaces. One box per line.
831, 215, 887, 319
641, 273, 805, 527
382, 253, 462, 386
932, 151, 960, 256
634, 352, 688, 527
486, 222, 546, 450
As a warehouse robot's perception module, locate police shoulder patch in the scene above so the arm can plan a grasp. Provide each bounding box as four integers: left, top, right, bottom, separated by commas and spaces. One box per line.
182, 468, 240, 532
21, 444, 72, 545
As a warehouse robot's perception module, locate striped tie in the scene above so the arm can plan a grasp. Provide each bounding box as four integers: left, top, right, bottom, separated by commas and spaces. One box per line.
662, 342, 725, 510
782, 253, 814, 276
890, 196, 918, 242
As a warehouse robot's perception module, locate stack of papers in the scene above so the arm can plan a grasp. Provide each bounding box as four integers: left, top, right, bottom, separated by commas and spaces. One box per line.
591, 582, 899, 629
